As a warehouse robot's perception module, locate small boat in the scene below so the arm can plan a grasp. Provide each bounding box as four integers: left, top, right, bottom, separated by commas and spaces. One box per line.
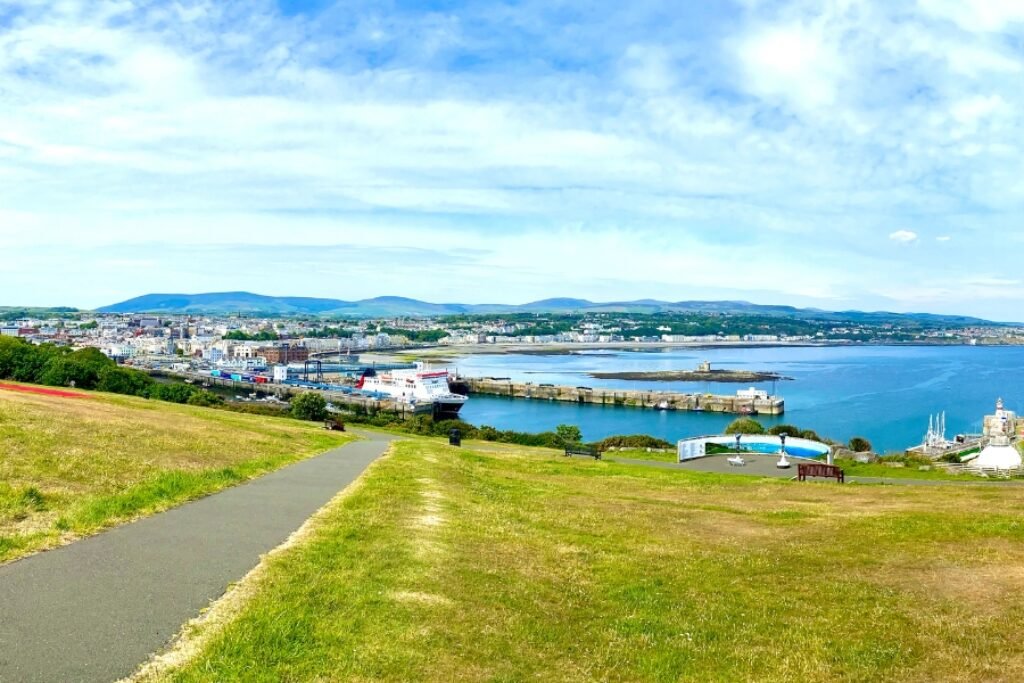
655, 400, 672, 411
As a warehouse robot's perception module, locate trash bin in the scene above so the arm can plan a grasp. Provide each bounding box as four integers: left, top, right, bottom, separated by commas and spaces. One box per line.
448, 428, 461, 447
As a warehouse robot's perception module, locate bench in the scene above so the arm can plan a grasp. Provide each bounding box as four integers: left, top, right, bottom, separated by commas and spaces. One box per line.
798, 463, 844, 483
565, 445, 601, 460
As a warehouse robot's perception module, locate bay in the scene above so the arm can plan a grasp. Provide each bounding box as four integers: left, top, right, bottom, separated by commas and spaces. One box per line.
453, 345, 1024, 453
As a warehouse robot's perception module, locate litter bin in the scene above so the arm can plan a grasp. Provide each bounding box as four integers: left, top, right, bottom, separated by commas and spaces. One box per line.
448, 428, 462, 447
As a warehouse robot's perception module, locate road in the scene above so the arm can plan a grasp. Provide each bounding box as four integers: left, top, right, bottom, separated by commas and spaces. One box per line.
0, 432, 395, 683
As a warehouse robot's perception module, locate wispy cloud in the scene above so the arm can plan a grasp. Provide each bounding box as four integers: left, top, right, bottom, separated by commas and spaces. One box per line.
1, 0, 1023, 318
889, 230, 920, 244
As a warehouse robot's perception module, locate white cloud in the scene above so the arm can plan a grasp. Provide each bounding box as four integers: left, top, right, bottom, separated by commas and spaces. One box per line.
2, 0, 1024, 317
936, 235, 952, 242
889, 230, 919, 244
918, 0, 1024, 32
735, 23, 842, 110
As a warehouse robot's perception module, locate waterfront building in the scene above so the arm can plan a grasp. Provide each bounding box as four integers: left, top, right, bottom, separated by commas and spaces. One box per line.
258, 343, 309, 364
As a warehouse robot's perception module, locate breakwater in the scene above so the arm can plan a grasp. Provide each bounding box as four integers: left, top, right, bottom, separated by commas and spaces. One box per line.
452, 377, 785, 415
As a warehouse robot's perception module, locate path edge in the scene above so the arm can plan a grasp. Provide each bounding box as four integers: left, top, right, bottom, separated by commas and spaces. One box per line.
121, 441, 397, 683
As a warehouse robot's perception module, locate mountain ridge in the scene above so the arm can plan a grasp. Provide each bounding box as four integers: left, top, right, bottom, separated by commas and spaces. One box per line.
95, 291, 1007, 326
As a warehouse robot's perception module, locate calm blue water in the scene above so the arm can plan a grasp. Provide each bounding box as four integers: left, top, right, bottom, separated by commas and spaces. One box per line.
454, 346, 1024, 453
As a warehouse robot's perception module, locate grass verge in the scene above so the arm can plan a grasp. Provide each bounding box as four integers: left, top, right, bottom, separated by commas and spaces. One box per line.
0, 388, 352, 563
148, 437, 1024, 682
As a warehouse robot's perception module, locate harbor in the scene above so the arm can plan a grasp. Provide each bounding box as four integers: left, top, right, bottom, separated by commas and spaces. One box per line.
449, 376, 785, 415
154, 370, 436, 419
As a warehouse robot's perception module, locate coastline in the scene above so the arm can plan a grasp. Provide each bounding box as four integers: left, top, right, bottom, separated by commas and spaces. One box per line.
365, 339, 980, 364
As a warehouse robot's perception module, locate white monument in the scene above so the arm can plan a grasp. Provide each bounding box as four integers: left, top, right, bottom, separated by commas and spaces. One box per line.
974, 398, 1021, 471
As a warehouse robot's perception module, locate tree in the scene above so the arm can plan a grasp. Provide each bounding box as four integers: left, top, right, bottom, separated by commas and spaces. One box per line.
848, 436, 873, 453
291, 392, 327, 421
767, 424, 801, 437
554, 424, 582, 447
724, 418, 765, 435
97, 366, 153, 396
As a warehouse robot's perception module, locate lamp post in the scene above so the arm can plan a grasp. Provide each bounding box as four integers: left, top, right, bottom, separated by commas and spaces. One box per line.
735, 434, 742, 453
777, 433, 791, 469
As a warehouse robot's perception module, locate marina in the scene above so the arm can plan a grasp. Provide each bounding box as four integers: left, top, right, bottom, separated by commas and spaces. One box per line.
454, 345, 1024, 453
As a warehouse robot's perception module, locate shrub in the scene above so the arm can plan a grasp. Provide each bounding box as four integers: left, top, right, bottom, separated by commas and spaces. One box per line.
477, 425, 500, 441
767, 424, 801, 437
594, 434, 673, 450
149, 383, 197, 404
97, 366, 153, 396
848, 436, 873, 453
187, 390, 224, 407
291, 392, 328, 421
221, 403, 290, 417
555, 424, 582, 447
724, 418, 765, 435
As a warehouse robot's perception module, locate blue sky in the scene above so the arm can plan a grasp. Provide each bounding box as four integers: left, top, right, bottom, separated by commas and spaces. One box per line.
1, 0, 1024, 318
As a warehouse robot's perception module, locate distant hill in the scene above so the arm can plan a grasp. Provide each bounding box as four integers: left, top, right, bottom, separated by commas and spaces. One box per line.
96, 291, 1006, 327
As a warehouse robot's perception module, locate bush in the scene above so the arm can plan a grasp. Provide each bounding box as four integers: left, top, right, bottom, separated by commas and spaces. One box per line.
476, 425, 500, 441
149, 383, 197, 404
187, 390, 224, 407
767, 424, 801, 437
724, 418, 765, 435
221, 402, 290, 417
555, 424, 582, 447
594, 434, 673, 450
97, 366, 153, 396
799, 429, 823, 442
848, 436, 873, 453
291, 392, 328, 421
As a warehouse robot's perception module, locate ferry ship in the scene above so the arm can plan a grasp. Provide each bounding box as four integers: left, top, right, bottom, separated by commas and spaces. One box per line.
356, 366, 467, 417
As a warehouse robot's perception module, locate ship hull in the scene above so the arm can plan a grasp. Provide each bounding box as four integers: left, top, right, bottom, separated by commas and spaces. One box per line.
432, 399, 465, 419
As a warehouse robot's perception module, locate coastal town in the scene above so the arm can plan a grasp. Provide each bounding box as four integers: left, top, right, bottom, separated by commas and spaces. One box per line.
5, 309, 1024, 375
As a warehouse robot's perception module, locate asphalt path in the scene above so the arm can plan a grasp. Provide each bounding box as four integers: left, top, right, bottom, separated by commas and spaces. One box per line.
0, 431, 395, 683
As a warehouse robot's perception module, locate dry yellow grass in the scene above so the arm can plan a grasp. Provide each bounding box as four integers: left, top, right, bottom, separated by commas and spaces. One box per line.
151, 439, 1024, 682
0, 388, 351, 563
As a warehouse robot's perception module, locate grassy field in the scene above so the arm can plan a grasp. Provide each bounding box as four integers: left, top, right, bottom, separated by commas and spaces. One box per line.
605, 447, 678, 462
0, 387, 352, 563
150, 438, 1024, 682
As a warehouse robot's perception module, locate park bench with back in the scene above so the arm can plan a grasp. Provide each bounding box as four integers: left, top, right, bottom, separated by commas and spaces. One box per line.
564, 445, 601, 460
797, 462, 844, 483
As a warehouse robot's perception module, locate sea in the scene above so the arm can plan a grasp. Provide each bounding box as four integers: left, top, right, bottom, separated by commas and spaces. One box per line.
453, 345, 1024, 453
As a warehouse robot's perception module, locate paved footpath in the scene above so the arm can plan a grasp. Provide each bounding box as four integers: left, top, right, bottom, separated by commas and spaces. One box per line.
0, 431, 395, 683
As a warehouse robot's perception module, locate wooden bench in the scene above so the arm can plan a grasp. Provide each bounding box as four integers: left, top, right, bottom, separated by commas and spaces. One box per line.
798, 463, 844, 483
565, 445, 601, 460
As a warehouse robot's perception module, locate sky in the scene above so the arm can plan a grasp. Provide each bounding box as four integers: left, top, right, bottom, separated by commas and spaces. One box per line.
1, 0, 1024, 318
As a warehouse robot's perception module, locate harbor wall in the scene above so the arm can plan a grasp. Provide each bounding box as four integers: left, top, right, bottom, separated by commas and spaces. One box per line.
453, 377, 785, 415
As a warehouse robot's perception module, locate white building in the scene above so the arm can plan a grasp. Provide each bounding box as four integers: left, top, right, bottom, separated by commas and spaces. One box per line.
973, 398, 1022, 471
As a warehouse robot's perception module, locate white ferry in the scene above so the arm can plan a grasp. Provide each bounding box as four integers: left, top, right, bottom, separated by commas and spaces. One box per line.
356, 366, 467, 417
